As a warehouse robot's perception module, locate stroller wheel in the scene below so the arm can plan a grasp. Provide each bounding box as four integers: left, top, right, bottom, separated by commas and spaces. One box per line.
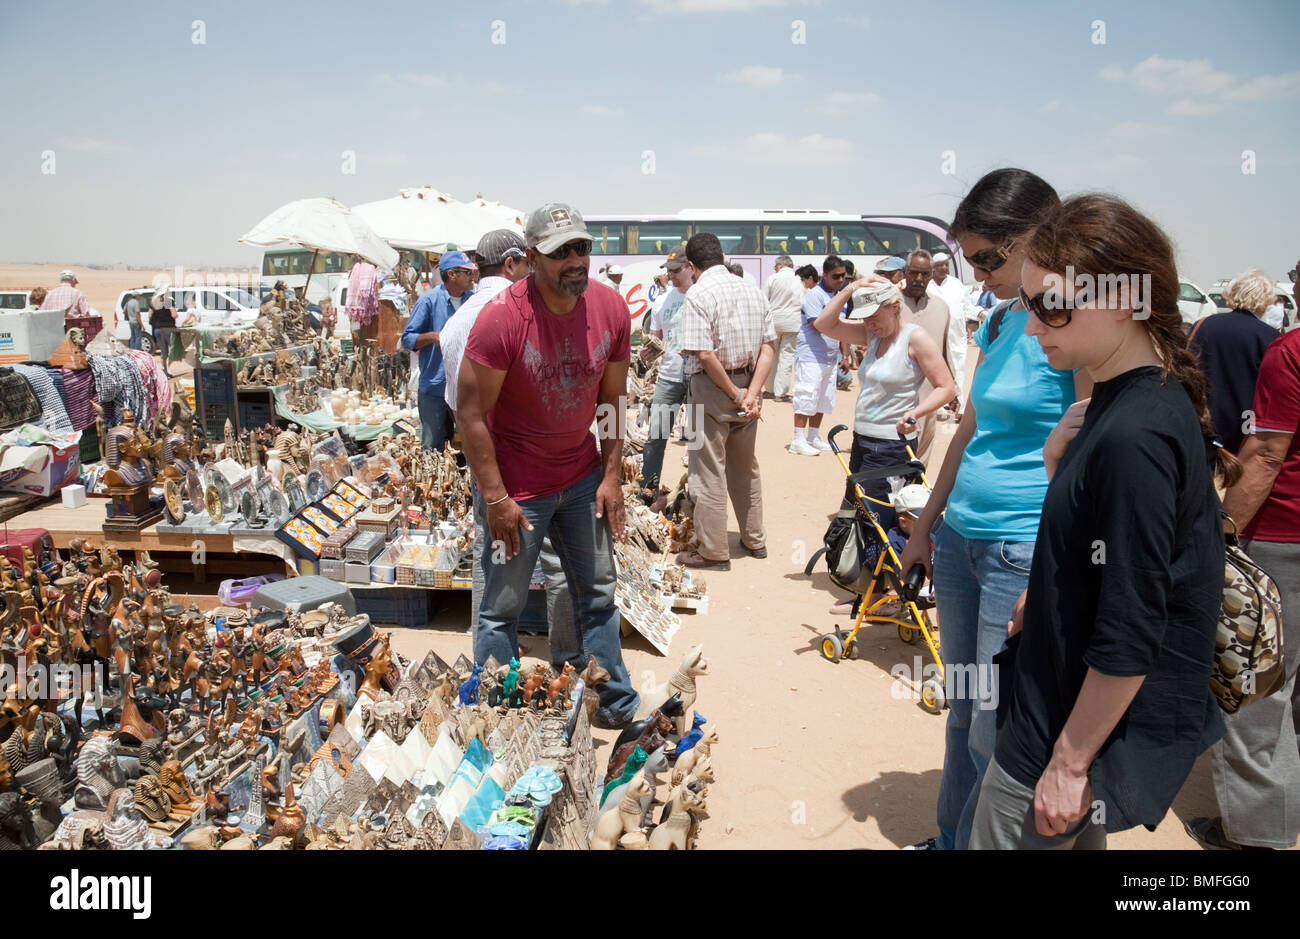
897, 624, 918, 645
820, 634, 844, 663
919, 678, 946, 715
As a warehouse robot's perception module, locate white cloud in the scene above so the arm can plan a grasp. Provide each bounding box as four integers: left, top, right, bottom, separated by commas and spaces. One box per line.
55, 136, 130, 154
691, 132, 854, 164
373, 73, 454, 90
1168, 98, 1224, 117
644, 0, 814, 11
1100, 55, 1300, 115
813, 90, 881, 115
1223, 71, 1300, 102
1107, 120, 1170, 138
719, 65, 797, 87
582, 105, 625, 116
1040, 99, 1061, 113
1096, 154, 1148, 174
481, 81, 508, 95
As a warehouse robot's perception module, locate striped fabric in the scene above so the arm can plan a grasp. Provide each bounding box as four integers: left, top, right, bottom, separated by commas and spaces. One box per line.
11, 363, 73, 435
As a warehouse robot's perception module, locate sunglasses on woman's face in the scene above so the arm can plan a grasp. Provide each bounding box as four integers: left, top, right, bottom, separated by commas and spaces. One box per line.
542, 240, 592, 261
1018, 286, 1077, 327
964, 240, 1016, 274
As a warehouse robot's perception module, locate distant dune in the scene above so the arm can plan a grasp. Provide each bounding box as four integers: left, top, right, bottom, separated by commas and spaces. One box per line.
0, 262, 258, 315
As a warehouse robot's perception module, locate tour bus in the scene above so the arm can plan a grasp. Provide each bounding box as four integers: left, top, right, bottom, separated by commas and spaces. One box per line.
258, 248, 439, 307
583, 210, 962, 322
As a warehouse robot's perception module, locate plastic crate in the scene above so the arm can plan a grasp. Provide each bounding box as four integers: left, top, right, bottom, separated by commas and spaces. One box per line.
251, 574, 355, 615
65, 314, 103, 343
354, 587, 431, 629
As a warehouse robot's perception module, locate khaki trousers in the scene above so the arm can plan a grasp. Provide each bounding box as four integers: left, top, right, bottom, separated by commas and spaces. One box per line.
687, 370, 765, 561
915, 412, 937, 469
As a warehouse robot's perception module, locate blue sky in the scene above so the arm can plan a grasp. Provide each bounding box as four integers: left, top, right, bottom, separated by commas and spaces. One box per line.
1, 0, 1296, 287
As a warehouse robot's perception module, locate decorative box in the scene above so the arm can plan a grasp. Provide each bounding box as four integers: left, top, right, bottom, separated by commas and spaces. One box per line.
302, 505, 340, 536
332, 479, 370, 509
345, 562, 371, 584
357, 499, 402, 540
344, 530, 385, 564
320, 492, 360, 523
275, 511, 330, 561
320, 524, 358, 560
320, 558, 346, 581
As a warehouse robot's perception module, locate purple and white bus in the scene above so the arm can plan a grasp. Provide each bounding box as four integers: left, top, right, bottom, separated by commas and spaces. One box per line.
584, 209, 962, 321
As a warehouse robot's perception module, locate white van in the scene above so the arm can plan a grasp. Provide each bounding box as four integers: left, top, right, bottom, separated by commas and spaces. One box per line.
113, 285, 263, 349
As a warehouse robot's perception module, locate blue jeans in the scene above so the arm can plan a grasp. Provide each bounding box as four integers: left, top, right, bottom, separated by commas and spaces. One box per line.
640, 376, 688, 492
932, 523, 1034, 850
474, 466, 639, 723
128, 321, 143, 351
471, 488, 579, 664
418, 388, 450, 451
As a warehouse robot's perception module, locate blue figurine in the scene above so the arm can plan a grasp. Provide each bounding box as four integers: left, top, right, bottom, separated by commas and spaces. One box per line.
458, 663, 484, 706
674, 712, 707, 756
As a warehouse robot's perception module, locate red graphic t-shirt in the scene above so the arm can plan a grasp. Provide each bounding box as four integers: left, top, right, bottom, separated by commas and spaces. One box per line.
1243, 329, 1300, 543
464, 276, 630, 501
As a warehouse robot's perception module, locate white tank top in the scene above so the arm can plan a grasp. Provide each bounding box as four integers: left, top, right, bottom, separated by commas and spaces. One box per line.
854, 322, 923, 438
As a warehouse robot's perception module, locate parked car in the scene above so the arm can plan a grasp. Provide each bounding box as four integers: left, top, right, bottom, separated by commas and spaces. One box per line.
0, 290, 32, 311
1177, 281, 1217, 328
113, 285, 262, 348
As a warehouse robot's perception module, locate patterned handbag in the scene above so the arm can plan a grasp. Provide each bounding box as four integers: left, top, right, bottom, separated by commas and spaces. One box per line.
0, 368, 42, 428
1211, 519, 1285, 713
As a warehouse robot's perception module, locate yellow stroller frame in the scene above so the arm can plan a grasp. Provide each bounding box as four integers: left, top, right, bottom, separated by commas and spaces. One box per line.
816, 424, 947, 714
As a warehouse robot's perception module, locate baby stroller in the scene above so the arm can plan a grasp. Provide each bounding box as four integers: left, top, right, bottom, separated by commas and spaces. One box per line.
804, 424, 947, 714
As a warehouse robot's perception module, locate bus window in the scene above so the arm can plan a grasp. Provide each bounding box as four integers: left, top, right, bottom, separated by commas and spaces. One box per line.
321, 252, 354, 274
627, 221, 689, 255
762, 223, 827, 256
833, 222, 949, 259
587, 223, 626, 256
694, 221, 760, 255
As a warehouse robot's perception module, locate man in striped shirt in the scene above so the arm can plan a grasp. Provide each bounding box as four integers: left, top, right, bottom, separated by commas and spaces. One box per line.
40, 270, 90, 323
676, 232, 776, 570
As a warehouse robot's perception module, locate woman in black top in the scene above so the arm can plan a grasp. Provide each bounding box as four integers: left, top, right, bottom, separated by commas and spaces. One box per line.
970, 194, 1235, 849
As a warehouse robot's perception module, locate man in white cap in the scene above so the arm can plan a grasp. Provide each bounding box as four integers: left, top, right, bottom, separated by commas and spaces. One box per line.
458, 202, 640, 728
41, 270, 90, 322
926, 251, 969, 407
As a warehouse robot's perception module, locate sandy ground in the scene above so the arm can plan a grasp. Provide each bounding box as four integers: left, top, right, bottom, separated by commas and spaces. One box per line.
0, 262, 256, 316
4, 261, 1219, 848
381, 345, 1220, 850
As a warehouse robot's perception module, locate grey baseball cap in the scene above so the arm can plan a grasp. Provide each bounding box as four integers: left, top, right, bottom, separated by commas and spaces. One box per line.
524, 202, 593, 254
847, 282, 903, 319
474, 228, 527, 266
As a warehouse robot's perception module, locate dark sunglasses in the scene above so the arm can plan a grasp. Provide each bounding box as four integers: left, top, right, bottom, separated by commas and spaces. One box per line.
1017, 286, 1077, 327
541, 240, 592, 260
965, 240, 1016, 274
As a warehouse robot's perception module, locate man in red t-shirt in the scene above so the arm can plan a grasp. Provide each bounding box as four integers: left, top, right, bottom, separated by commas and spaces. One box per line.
1193, 327, 1300, 850
458, 201, 639, 728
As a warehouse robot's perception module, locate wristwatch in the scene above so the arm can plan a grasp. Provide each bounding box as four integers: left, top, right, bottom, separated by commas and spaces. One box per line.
733, 388, 744, 405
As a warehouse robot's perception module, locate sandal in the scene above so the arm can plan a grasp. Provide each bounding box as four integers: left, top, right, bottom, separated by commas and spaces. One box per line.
676, 550, 731, 571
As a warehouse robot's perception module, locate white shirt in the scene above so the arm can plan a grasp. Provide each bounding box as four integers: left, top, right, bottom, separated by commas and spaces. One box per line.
764, 266, 805, 334
928, 275, 969, 403
440, 275, 512, 412
650, 287, 688, 383
1264, 301, 1285, 331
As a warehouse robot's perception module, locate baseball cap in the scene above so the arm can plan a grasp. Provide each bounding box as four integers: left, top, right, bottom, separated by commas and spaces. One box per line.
660, 245, 688, 270
606, 264, 623, 276
438, 249, 473, 272
524, 202, 593, 254
474, 229, 527, 266
58, 269, 75, 282
847, 282, 903, 319
932, 251, 952, 264
893, 484, 930, 517
874, 256, 906, 273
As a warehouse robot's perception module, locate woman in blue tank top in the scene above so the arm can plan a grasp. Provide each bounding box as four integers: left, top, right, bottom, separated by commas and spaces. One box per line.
895, 169, 1093, 851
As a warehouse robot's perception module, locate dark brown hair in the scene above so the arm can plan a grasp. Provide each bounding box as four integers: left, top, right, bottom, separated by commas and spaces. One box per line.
1027, 193, 1240, 486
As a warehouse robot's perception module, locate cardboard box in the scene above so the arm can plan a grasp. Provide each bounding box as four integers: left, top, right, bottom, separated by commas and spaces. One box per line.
0, 439, 81, 497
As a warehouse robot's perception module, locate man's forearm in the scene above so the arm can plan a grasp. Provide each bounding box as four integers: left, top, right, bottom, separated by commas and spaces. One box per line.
597, 392, 625, 483
1222, 444, 1285, 531
750, 341, 775, 393
460, 416, 506, 500
411, 331, 439, 350
694, 349, 740, 401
